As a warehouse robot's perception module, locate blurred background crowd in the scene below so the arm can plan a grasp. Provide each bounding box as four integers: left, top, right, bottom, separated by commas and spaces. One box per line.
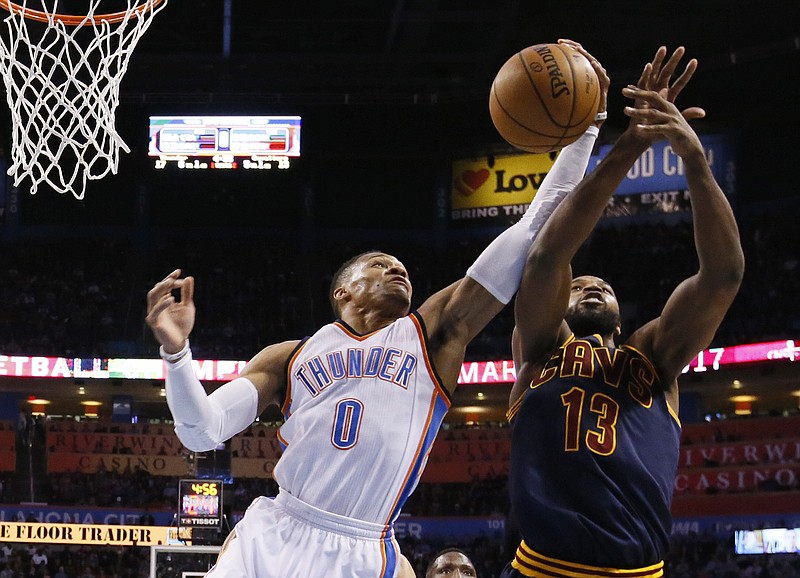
1, 200, 798, 362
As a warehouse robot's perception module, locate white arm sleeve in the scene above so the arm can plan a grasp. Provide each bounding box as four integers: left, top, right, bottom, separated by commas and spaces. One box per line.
162, 343, 259, 452
466, 125, 599, 303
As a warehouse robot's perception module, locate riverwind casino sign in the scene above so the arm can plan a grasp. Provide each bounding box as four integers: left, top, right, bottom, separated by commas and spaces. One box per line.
450, 134, 734, 223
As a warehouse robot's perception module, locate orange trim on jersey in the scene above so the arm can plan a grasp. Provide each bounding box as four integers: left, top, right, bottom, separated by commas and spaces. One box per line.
408, 311, 451, 403
281, 339, 310, 416
275, 428, 288, 448
379, 530, 399, 578
379, 532, 388, 577
512, 541, 664, 577
383, 389, 442, 526
333, 319, 385, 341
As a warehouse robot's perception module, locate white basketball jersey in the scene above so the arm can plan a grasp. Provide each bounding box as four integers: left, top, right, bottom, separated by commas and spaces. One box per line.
274, 312, 450, 526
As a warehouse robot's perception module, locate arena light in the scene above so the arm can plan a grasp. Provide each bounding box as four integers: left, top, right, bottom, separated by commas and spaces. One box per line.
730, 395, 757, 416
27, 398, 51, 416
449, 405, 493, 425
452, 406, 492, 415
80, 400, 102, 417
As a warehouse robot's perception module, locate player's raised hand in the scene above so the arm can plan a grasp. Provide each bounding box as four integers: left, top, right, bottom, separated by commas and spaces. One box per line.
625, 46, 705, 145
646, 45, 697, 104
145, 269, 196, 353
622, 87, 704, 158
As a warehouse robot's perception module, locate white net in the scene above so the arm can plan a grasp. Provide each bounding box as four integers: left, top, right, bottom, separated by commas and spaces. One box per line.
0, 0, 168, 199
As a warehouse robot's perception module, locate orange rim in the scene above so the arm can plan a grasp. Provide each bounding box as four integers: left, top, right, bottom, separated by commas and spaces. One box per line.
0, 0, 165, 26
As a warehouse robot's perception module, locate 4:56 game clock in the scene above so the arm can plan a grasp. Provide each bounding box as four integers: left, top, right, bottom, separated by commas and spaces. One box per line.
178, 479, 223, 529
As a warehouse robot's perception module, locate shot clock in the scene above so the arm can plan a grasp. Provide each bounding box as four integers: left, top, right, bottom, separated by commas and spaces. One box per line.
178, 479, 224, 529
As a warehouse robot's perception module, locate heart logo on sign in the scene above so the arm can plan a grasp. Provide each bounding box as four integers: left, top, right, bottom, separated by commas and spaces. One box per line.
462, 169, 489, 190
455, 168, 490, 197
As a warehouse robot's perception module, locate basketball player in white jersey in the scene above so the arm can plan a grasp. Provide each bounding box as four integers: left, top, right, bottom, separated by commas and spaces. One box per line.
146, 40, 608, 578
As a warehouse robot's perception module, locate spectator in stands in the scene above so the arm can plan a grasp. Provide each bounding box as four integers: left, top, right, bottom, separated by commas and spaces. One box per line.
31, 547, 47, 568
426, 547, 478, 578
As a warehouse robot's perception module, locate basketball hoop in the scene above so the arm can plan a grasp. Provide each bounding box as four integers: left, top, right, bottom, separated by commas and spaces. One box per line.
0, 0, 168, 199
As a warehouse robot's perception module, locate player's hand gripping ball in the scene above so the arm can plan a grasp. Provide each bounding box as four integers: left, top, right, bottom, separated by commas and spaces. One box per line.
489, 42, 600, 153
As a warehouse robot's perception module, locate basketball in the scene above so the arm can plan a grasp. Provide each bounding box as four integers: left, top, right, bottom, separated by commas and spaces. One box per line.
489, 42, 600, 154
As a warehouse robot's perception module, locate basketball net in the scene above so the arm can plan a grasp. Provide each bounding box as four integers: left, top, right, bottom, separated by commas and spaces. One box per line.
0, 0, 168, 199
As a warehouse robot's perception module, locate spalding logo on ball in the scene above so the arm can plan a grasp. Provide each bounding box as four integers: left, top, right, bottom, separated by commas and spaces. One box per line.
489, 42, 600, 153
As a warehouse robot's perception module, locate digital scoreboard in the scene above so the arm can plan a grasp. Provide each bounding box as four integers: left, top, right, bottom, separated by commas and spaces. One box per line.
149, 115, 301, 171
178, 479, 224, 529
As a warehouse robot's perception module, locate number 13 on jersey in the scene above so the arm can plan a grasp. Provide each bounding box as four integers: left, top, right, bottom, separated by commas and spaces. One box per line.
561, 387, 620, 456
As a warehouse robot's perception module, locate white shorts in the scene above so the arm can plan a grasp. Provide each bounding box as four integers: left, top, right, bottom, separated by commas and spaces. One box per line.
207, 490, 404, 578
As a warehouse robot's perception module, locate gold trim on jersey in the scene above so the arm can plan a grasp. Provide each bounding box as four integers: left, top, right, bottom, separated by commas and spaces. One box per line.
507, 393, 523, 422
511, 541, 664, 577
619, 344, 657, 377
620, 344, 681, 428
665, 400, 681, 427
507, 335, 578, 423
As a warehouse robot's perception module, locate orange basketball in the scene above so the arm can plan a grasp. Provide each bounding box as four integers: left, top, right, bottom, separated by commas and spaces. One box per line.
489, 43, 600, 154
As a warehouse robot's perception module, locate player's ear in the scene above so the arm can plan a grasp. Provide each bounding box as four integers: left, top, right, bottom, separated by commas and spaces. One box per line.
333, 286, 351, 307
614, 324, 622, 337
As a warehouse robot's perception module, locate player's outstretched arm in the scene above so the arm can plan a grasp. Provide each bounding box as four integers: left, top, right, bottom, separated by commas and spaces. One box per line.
418, 122, 601, 389
163, 339, 300, 452
146, 270, 295, 452
418, 47, 610, 389
624, 88, 744, 384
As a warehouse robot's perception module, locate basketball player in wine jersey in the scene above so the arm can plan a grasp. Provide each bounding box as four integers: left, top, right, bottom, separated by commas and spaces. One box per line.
502, 46, 744, 578
145, 41, 610, 578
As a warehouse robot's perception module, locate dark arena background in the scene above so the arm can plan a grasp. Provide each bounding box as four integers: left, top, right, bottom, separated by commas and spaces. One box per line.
1, 1, 800, 576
